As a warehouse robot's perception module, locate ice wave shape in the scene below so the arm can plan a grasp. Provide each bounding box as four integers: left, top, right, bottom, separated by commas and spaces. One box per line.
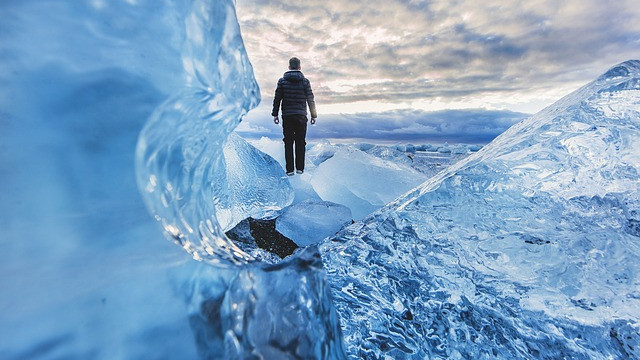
1, 0, 344, 358
135, 0, 293, 265
320, 60, 640, 359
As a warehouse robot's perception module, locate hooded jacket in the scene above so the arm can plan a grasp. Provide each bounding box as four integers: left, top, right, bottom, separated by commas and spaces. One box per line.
271, 70, 317, 119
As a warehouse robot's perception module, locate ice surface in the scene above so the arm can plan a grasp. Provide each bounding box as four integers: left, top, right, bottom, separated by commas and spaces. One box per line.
365, 145, 413, 166
185, 248, 346, 359
276, 200, 353, 247
0, 1, 208, 357
218, 133, 293, 232
133, 0, 299, 265
311, 147, 428, 219
306, 140, 342, 166
251, 137, 475, 220
0, 0, 335, 358
6, 0, 639, 358
320, 60, 640, 358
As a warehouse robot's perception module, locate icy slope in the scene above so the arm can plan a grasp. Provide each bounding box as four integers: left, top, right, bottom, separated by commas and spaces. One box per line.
320, 60, 640, 359
276, 200, 353, 247
219, 133, 293, 232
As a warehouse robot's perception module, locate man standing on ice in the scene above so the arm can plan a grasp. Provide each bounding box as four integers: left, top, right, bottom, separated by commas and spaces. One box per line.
272, 57, 317, 176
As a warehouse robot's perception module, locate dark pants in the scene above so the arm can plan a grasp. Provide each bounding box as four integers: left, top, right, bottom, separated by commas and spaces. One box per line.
282, 114, 307, 173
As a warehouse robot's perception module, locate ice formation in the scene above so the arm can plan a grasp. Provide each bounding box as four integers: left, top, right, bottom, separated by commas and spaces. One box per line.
134, 0, 299, 265
4, 0, 640, 358
311, 147, 428, 219
276, 200, 353, 247
219, 133, 293, 232
252, 138, 433, 219
0, 1, 210, 357
320, 60, 640, 358
0, 0, 337, 358
185, 248, 346, 359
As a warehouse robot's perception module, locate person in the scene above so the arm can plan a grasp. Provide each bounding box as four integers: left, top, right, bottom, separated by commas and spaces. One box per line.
272, 57, 317, 176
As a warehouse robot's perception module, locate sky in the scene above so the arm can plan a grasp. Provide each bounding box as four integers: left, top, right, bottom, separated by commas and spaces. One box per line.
235, 0, 640, 144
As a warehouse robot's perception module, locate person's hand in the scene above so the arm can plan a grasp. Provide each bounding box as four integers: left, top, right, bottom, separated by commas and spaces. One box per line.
310, 117, 316, 125
273, 116, 279, 124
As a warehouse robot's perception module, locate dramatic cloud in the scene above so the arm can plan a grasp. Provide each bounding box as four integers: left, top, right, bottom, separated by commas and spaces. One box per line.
237, 0, 640, 114
237, 106, 528, 144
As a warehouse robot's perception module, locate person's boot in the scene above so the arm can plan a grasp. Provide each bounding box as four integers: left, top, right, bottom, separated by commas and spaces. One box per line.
296, 170, 303, 174
286, 171, 295, 176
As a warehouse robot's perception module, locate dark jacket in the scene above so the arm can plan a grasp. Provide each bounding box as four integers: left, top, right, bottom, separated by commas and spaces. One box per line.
272, 70, 317, 118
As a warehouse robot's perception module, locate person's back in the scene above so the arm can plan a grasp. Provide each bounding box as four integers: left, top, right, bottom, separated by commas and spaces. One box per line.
272, 57, 317, 175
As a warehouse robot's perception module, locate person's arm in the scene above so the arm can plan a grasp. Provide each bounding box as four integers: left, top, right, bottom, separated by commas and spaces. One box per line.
272, 79, 283, 123
305, 79, 317, 120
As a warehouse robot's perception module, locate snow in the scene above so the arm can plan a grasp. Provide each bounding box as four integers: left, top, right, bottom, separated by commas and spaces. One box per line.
276, 200, 352, 247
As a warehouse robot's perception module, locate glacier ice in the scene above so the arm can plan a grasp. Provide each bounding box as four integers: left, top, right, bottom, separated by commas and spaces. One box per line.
218, 133, 294, 232
131, 0, 348, 357
0, 1, 209, 357
251, 138, 439, 219
186, 248, 346, 359
133, 0, 296, 265
4, 0, 640, 358
319, 60, 640, 359
0, 0, 339, 358
311, 147, 428, 219
365, 145, 413, 166
276, 200, 353, 247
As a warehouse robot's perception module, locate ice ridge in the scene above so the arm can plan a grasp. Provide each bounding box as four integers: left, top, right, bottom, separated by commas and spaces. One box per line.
320, 60, 640, 359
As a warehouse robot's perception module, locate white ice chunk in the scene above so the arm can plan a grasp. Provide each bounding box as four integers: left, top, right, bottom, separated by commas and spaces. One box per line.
218, 133, 293, 231
310, 147, 428, 219
276, 200, 352, 247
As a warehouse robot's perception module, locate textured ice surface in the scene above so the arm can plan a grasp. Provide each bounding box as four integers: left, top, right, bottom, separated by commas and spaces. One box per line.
306, 140, 342, 166
320, 60, 640, 359
132, 0, 347, 357
186, 247, 346, 359
133, 0, 299, 265
0, 1, 207, 357
311, 147, 428, 219
0, 0, 338, 358
411, 151, 471, 178
276, 200, 353, 247
251, 137, 476, 222
365, 145, 413, 166
6, 0, 639, 358
219, 133, 293, 232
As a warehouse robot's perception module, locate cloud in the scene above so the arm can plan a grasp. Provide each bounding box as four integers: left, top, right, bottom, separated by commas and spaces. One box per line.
237, 0, 640, 113
237, 106, 528, 144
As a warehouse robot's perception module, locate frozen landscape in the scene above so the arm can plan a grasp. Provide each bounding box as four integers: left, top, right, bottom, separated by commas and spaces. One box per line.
1, 0, 639, 359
